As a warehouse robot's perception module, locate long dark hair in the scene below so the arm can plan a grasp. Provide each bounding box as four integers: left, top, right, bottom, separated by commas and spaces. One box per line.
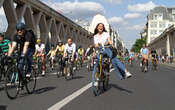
93, 23, 107, 36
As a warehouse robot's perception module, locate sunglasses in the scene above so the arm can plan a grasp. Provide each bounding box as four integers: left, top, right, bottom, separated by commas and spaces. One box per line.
17, 29, 24, 32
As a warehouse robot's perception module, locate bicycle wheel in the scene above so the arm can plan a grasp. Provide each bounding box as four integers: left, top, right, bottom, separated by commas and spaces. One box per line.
103, 74, 109, 91
92, 71, 101, 96
25, 67, 37, 94
5, 65, 20, 99
0, 67, 2, 81
65, 65, 73, 80
57, 64, 63, 78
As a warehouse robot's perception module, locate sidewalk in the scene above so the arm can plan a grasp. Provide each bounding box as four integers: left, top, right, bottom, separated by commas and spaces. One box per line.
159, 62, 175, 68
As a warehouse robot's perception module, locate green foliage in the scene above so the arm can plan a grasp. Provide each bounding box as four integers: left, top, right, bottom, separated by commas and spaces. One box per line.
132, 37, 146, 53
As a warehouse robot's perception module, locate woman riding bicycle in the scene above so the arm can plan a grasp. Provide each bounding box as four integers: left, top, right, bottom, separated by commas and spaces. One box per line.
92, 23, 132, 80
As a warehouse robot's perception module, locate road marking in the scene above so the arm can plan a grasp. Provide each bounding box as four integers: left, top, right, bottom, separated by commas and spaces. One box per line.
48, 82, 92, 110
48, 68, 115, 110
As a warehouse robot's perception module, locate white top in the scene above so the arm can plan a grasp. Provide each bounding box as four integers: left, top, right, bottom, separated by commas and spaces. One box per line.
35, 44, 45, 53
94, 32, 109, 47
64, 43, 76, 54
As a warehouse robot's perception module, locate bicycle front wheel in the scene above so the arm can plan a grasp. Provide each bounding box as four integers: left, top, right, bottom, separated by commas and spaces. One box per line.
103, 75, 109, 91
5, 65, 20, 99
92, 72, 101, 96
25, 67, 37, 94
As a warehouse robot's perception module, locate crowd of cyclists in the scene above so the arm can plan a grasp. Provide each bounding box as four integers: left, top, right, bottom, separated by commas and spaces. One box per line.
1, 21, 172, 98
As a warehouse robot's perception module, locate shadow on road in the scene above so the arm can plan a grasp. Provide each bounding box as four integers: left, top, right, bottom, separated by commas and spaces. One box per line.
73, 76, 84, 80
0, 105, 7, 110
34, 86, 56, 94
0, 87, 4, 91
110, 84, 133, 94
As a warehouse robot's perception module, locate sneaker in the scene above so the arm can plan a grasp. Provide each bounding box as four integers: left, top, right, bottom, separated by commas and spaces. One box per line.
140, 63, 142, 67
42, 71, 45, 76
67, 73, 70, 77
26, 73, 31, 78
73, 67, 76, 71
125, 71, 132, 79
94, 81, 98, 86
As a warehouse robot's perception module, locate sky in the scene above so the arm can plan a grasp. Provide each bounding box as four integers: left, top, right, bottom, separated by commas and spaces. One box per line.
0, 0, 175, 49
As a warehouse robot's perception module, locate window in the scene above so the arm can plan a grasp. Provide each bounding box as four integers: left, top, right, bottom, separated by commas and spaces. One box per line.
150, 30, 157, 35
154, 14, 158, 20
172, 14, 175, 21
150, 22, 157, 28
159, 22, 166, 28
154, 13, 163, 20
172, 9, 175, 14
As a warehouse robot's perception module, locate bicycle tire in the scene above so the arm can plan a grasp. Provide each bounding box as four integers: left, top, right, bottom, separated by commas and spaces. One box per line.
5, 65, 20, 99
103, 75, 109, 91
65, 65, 73, 80
92, 70, 101, 96
57, 64, 63, 78
25, 67, 37, 94
0, 67, 2, 81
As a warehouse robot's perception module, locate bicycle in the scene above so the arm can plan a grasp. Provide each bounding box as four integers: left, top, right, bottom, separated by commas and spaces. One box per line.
56, 54, 64, 78
141, 58, 148, 72
0, 53, 6, 81
5, 56, 37, 99
152, 58, 157, 71
79, 55, 83, 68
87, 56, 94, 72
35, 56, 42, 76
92, 46, 110, 96
64, 54, 74, 80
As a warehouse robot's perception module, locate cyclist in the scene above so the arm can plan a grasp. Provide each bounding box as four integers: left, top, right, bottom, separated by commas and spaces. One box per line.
78, 45, 84, 65
93, 23, 132, 80
151, 48, 158, 65
47, 45, 56, 70
140, 44, 149, 71
85, 45, 95, 69
55, 41, 64, 62
8, 22, 36, 80
129, 50, 134, 65
34, 39, 46, 76
0, 33, 11, 55
63, 37, 76, 76
55, 40, 65, 56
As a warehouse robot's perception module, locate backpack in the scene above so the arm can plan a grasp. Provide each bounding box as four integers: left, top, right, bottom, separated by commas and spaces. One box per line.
26, 29, 37, 45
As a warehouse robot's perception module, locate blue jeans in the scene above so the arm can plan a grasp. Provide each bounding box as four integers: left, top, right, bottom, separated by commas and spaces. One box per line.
92, 48, 125, 82
18, 48, 34, 78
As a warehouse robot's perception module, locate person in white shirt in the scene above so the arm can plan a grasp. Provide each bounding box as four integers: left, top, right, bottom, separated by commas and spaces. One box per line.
92, 23, 132, 80
63, 37, 76, 62
34, 39, 46, 76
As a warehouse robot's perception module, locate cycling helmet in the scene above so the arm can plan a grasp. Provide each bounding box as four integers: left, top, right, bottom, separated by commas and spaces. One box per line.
37, 39, 41, 43
16, 23, 26, 30
58, 40, 63, 45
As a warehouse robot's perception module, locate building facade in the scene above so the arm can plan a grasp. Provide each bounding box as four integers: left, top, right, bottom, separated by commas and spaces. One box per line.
147, 6, 175, 45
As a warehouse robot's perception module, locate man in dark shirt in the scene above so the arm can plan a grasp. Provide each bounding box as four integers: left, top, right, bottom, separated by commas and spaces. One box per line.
8, 23, 36, 78
151, 48, 158, 64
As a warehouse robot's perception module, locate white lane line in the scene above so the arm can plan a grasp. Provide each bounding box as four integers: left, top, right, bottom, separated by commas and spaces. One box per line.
48, 68, 115, 110
48, 82, 92, 110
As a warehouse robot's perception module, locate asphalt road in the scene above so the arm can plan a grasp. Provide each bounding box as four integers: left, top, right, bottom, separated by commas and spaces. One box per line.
1, 61, 175, 110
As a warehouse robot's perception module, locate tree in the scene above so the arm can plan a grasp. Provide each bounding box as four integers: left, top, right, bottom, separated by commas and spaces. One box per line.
131, 37, 146, 53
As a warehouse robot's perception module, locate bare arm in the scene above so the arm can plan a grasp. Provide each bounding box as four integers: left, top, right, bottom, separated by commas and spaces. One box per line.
107, 37, 113, 45
22, 42, 29, 55
8, 42, 17, 56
